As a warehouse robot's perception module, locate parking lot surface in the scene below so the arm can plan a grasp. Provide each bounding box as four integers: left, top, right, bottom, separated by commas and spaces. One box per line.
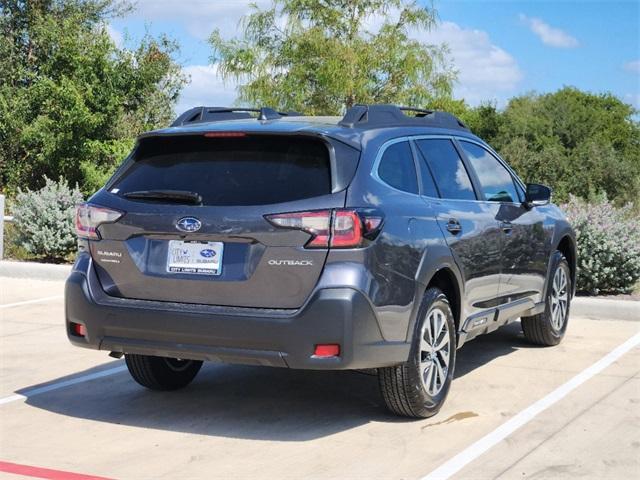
1, 275, 639, 480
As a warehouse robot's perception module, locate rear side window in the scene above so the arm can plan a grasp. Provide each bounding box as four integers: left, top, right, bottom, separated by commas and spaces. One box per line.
416, 139, 476, 200
459, 141, 520, 203
415, 149, 439, 198
377, 141, 418, 194
113, 136, 332, 206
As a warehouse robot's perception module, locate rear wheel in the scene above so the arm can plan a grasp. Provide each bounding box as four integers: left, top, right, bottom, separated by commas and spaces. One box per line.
378, 288, 456, 418
521, 252, 571, 346
125, 354, 203, 391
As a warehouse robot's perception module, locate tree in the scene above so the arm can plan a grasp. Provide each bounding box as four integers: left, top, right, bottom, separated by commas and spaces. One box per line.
0, 0, 186, 195
209, 0, 456, 115
469, 88, 640, 205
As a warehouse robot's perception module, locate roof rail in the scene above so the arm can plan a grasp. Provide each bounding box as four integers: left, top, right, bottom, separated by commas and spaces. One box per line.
338, 104, 469, 131
170, 107, 303, 127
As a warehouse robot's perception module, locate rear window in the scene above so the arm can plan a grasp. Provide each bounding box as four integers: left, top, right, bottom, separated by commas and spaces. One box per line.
113, 135, 332, 206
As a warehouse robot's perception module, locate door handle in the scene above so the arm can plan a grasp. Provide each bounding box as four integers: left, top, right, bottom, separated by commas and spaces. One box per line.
446, 219, 462, 235
500, 221, 513, 233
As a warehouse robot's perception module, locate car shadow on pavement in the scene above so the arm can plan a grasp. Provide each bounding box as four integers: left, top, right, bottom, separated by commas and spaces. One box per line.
23, 362, 389, 441
21, 322, 537, 441
455, 322, 541, 378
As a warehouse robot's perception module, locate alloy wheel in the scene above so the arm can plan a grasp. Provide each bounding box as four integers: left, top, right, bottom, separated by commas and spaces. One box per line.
419, 307, 451, 396
550, 266, 569, 331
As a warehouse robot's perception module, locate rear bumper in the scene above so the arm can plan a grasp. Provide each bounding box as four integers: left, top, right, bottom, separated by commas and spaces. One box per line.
65, 259, 410, 370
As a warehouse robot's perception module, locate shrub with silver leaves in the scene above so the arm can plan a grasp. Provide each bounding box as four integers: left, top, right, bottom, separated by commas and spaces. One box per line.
562, 196, 640, 295
12, 177, 84, 262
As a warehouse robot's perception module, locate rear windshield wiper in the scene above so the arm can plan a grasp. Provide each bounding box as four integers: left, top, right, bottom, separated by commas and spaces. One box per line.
122, 190, 203, 205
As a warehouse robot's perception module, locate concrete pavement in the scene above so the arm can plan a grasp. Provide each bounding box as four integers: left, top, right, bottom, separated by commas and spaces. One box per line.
0, 276, 638, 480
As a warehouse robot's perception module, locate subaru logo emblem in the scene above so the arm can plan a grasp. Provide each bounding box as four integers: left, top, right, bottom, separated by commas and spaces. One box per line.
176, 217, 202, 233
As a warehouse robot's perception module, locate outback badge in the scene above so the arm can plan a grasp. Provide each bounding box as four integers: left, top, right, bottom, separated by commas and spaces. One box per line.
176, 217, 202, 233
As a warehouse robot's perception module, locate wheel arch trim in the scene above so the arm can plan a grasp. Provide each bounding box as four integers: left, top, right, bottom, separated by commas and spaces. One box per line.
406, 256, 464, 343
545, 228, 577, 299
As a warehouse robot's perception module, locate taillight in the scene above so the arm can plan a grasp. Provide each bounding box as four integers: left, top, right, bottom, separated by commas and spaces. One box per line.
265, 210, 331, 248
332, 210, 362, 247
265, 209, 383, 249
75, 203, 123, 240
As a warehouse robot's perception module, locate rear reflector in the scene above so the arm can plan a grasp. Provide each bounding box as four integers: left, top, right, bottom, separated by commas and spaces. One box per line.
314, 344, 340, 357
71, 323, 86, 337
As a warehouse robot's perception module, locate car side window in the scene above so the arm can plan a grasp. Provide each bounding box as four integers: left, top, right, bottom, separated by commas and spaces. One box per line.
415, 139, 476, 201
377, 141, 418, 194
459, 141, 520, 203
414, 143, 439, 198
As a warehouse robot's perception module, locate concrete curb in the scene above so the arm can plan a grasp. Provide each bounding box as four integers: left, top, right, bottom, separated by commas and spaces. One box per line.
0, 260, 71, 281
572, 297, 639, 322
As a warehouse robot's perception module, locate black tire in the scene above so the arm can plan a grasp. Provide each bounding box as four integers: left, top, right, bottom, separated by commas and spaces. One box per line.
125, 354, 203, 391
378, 287, 456, 418
521, 252, 571, 346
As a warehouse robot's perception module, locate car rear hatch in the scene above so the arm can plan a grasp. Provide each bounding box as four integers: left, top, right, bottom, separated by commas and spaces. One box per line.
88, 133, 359, 309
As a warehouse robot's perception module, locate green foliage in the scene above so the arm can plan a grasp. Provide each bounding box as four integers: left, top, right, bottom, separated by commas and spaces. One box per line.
209, 0, 456, 115
562, 195, 640, 295
2, 221, 31, 261
469, 88, 640, 205
12, 176, 84, 262
0, 0, 186, 196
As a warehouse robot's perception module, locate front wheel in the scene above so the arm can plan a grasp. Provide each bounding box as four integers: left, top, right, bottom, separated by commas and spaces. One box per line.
378, 287, 456, 418
521, 252, 571, 346
125, 354, 203, 391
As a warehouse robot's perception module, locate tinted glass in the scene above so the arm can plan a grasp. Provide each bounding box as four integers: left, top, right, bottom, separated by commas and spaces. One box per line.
377, 141, 418, 194
113, 136, 331, 206
459, 141, 520, 203
415, 139, 475, 200
416, 150, 439, 197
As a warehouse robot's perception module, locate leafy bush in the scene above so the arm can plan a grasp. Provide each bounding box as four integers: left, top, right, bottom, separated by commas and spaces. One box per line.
2, 221, 32, 261
563, 196, 640, 294
12, 177, 84, 262
469, 88, 640, 206
0, 1, 185, 196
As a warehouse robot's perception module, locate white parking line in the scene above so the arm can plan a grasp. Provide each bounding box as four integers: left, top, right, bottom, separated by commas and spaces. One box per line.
0, 365, 127, 406
421, 330, 640, 480
0, 295, 63, 309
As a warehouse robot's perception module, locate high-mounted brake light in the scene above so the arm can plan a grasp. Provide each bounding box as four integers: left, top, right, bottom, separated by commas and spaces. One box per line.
265, 209, 383, 249
203, 132, 247, 138
75, 203, 123, 240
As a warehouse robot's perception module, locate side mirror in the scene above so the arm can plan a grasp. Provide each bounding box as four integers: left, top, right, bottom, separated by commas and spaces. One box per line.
525, 183, 551, 207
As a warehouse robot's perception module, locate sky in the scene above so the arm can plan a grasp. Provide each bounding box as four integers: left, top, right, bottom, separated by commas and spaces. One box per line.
108, 0, 640, 114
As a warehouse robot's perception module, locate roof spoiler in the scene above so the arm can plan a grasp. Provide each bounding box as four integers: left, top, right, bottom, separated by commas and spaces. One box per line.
170, 107, 304, 127
338, 104, 469, 131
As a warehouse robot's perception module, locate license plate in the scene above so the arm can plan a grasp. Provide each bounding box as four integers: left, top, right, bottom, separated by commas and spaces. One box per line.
167, 240, 223, 275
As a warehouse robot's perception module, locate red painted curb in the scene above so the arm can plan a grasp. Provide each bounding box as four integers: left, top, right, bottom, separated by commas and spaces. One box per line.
0, 461, 113, 480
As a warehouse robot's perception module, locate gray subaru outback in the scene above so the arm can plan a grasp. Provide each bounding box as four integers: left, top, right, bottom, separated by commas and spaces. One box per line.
66, 104, 576, 418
